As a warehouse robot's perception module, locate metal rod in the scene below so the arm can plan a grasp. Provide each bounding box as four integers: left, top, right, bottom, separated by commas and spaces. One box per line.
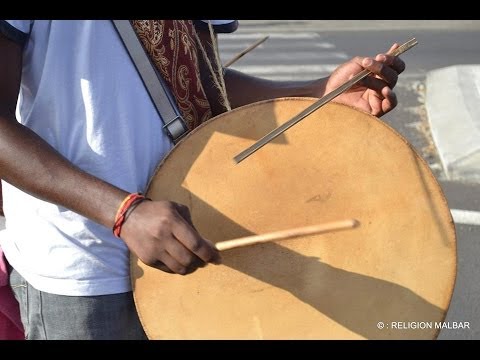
224, 36, 269, 67
233, 38, 418, 164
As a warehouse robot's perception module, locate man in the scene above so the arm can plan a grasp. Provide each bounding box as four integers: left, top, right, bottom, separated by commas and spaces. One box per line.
0, 20, 405, 339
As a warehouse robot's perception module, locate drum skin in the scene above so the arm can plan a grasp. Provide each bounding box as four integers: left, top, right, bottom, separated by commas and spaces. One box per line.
131, 98, 457, 340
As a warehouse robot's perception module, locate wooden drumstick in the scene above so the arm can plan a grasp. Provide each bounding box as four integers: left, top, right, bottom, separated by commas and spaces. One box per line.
215, 218, 359, 251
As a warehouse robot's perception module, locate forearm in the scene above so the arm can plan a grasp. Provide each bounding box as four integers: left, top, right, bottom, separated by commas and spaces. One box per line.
224, 67, 328, 108
0, 115, 128, 228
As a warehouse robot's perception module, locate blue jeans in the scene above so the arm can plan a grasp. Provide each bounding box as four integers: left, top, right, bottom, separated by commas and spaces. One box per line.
9, 268, 147, 340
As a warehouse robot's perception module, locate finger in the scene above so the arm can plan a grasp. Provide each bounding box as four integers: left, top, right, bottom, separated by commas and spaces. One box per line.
171, 203, 217, 266
361, 57, 398, 87
386, 43, 400, 54
164, 236, 206, 269
386, 43, 405, 74
152, 258, 206, 275
171, 214, 222, 265
153, 249, 196, 275
375, 53, 405, 75
361, 84, 398, 117
174, 203, 196, 228
368, 86, 397, 117
361, 75, 390, 94
381, 86, 397, 114
145, 248, 188, 274
151, 260, 175, 274
366, 92, 384, 117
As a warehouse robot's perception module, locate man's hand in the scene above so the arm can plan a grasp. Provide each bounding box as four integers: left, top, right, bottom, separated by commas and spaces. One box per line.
121, 200, 221, 275
322, 43, 406, 117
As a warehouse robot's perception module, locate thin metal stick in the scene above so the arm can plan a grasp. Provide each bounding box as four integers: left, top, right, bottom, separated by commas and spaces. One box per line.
215, 219, 359, 251
234, 38, 418, 164
224, 36, 269, 68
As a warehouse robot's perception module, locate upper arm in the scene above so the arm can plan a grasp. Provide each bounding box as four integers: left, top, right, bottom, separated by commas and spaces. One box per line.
0, 21, 25, 118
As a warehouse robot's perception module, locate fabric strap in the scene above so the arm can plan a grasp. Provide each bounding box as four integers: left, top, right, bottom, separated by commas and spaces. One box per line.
111, 20, 190, 143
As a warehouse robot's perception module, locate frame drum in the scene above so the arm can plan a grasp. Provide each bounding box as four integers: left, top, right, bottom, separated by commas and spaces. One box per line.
132, 98, 456, 339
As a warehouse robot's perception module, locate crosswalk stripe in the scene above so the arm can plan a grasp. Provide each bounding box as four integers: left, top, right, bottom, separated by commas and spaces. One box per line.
451, 209, 480, 225
219, 32, 322, 40
229, 64, 339, 74
221, 51, 349, 61
219, 42, 336, 50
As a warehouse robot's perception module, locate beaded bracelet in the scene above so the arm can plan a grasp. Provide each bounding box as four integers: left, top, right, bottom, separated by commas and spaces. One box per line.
113, 193, 149, 238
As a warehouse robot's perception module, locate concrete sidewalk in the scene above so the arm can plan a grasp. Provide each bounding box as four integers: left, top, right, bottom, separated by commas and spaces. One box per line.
426, 65, 480, 182
425, 65, 480, 340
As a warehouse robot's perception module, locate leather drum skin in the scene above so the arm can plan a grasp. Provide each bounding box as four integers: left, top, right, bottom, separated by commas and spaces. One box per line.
131, 98, 457, 340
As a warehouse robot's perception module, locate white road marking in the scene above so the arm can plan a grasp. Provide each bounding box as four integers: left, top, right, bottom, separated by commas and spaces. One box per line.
219, 42, 336, 50
451, 209, 480, 225
248, 74, 328, 81
230, 64, 339, 74
219, 32, 323, 40
222, 51, 349, 61
228, 68, 425, 81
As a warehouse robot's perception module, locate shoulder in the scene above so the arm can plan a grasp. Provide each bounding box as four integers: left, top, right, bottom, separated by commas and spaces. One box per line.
0, 20, 33, 46
194, 20, 239, 33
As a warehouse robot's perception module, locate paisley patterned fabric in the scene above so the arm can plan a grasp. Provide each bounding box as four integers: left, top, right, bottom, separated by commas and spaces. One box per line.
131, 20, 222, 130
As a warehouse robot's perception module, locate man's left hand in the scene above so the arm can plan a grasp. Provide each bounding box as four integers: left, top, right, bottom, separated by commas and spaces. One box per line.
322, 43, 406, 117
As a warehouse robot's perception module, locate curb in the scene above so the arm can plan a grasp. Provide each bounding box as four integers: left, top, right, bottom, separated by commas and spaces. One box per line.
426, 65, 480, 182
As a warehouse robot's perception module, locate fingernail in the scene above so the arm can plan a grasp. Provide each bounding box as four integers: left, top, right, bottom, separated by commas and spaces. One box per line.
363, 58, 373, 67
376, 54, 386, 62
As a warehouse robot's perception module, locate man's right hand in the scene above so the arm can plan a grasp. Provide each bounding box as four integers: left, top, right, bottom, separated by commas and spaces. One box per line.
120, 200, 222, 275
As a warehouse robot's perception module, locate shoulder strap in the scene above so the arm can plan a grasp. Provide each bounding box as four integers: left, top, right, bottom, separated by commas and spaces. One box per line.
111, 20, 189, 143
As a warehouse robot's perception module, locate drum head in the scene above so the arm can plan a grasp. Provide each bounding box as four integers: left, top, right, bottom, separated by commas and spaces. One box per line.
132, 98, 456, 339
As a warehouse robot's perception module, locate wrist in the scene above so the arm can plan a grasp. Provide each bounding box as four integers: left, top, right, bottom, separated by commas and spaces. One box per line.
112, 193, 151, 238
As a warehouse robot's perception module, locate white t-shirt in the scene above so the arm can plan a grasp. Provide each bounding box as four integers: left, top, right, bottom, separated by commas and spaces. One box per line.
0, 20, 236, 296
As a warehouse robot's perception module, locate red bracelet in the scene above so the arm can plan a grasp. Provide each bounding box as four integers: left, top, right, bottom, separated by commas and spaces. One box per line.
113, 193, 148, 238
